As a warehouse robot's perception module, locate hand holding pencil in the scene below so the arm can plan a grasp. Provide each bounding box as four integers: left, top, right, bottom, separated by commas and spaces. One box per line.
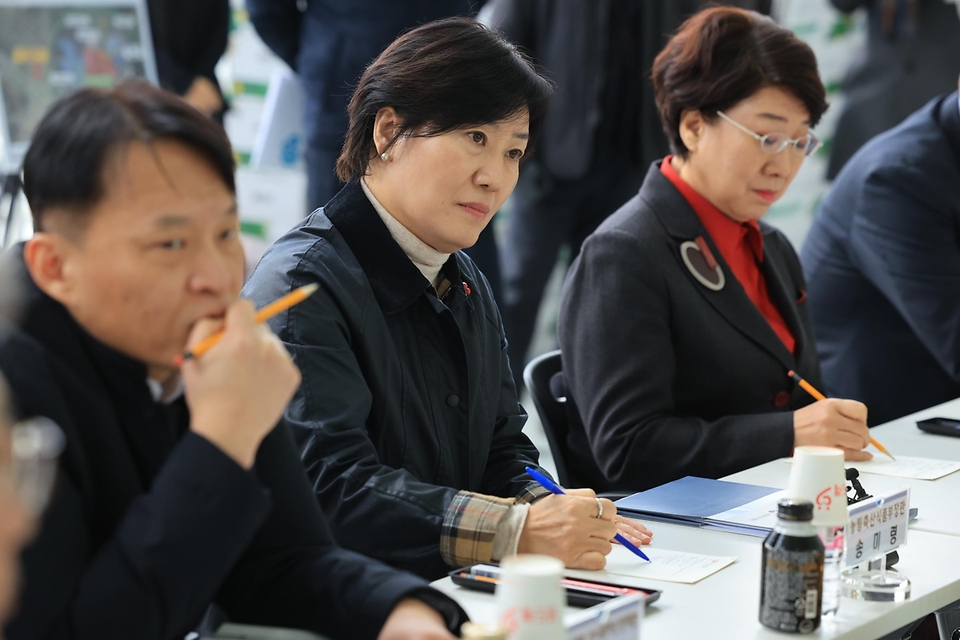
177, 288, 315, 469
174, 283, 319, 365
788, 370, 894, 461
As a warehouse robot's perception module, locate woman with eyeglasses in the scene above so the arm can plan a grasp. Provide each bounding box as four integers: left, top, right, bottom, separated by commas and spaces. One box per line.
557, 6, 873, 493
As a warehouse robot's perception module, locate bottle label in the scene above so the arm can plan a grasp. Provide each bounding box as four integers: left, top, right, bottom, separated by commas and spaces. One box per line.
760, 549, 824, 633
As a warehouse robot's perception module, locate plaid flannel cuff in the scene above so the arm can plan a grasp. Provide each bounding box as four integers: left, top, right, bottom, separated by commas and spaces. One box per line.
516, 483, 552, 505
440, 491, 515, 567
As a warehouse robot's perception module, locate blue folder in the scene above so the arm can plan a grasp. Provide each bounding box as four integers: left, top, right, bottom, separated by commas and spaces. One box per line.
614, 476, 780, 536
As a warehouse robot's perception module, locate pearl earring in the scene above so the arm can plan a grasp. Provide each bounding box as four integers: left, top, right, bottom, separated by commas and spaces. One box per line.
380, 152, 389, 161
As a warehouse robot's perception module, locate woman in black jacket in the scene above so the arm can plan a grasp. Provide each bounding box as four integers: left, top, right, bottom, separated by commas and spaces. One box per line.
559, 7, 874, 493
244, 18, 652, 581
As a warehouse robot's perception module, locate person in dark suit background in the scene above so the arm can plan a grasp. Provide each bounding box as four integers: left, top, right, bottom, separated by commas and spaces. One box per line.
559, 7, 873, 493
481, 0, 646, 389
826, 0, 960, 179
0, 81, 464, 640
801, 82, 960, 425
481, 0, 772, 389
148, 0, 231, 122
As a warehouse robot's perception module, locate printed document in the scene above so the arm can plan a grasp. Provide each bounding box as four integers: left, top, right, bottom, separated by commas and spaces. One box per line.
566, 545, 737, 585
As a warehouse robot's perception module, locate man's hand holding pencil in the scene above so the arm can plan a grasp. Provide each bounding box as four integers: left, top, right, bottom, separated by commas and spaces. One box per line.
182, 299, 301, 470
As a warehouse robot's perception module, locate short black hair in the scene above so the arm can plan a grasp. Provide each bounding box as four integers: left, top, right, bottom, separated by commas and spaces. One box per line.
337, 17, 553, 182
23, 80, 235, 232
652, 7, 828, 158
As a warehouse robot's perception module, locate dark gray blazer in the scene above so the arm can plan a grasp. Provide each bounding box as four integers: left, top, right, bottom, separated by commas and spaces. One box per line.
559, 163, 821, 492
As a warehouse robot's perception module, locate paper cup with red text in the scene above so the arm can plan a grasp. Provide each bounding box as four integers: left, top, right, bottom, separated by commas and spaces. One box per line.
788, 446, 849, 527
495, 554, 566, 639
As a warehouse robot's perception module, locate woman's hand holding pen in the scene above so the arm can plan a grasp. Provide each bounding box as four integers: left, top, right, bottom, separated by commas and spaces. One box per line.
518, 489, 622, 570
794, 398, 873, 461
567, 488, 653, 547
183, 300, 301, 470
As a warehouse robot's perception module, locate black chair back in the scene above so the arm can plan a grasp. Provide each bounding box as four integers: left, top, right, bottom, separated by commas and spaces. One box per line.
523, 350, 577, 487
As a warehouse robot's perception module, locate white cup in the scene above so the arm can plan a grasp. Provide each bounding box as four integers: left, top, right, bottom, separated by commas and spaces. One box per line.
495, 554, 566, 639
788, 446, 849, 527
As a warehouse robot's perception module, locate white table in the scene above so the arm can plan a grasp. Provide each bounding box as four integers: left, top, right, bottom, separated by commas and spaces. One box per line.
433, 523, 960, 639
727, 397, 960, 537
432, 399, 960, 638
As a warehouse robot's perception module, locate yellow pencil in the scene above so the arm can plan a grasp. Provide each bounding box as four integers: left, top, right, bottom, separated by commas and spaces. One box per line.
788, 370, 895, 461
173, 283, 319, 366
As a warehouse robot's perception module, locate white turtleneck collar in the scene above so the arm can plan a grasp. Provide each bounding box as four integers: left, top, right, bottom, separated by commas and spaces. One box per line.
360, 178, 450, 287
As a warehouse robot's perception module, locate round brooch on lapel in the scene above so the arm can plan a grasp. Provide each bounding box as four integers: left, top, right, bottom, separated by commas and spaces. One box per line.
680, 236, 725, 291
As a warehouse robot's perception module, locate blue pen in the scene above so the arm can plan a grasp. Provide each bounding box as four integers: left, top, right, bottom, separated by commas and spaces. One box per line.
525, 466, 651, 562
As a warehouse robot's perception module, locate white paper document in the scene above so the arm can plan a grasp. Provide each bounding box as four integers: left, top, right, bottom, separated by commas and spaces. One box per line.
566, 545, 737, 585
709, 490, 787, 530
845, 456, 960, 480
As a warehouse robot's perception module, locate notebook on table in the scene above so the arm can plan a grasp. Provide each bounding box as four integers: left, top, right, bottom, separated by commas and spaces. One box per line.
615, 476, 783, 537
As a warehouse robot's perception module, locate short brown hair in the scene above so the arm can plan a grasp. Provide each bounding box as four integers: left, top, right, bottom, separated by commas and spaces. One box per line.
652, 7, 827, 158
336, 17, 553, 182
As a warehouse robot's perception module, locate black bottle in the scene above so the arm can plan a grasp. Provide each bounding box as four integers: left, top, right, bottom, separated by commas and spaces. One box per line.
760, 499, 825, 634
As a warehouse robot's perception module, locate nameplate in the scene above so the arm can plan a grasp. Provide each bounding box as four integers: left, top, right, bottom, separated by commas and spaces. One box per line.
566, 593, 643, 640
844, 488, 910, 569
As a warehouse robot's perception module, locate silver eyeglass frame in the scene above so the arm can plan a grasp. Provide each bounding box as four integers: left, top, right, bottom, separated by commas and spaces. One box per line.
716, 110, 823, 158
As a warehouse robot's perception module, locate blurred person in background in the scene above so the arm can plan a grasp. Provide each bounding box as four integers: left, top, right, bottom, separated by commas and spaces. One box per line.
802, 80, 960, 425
826, 0, 960, 178
148, 0, 231, 122
482, 0, 645, 389
482, 0, 771, 388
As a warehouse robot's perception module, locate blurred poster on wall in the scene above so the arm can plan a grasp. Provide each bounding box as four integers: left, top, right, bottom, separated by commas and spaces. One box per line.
0, 0, 157, 171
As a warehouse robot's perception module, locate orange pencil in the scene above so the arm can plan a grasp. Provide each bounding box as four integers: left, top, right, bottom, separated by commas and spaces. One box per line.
174, 283, 319, 366
787, 370, 895, 461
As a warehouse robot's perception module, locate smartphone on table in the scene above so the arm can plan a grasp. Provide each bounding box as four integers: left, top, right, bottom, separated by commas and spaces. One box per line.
916, 417, 960, 438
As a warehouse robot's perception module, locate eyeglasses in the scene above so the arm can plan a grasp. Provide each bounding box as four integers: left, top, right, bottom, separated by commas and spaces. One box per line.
2, 417, 64, 515
716, 110, 823, 158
